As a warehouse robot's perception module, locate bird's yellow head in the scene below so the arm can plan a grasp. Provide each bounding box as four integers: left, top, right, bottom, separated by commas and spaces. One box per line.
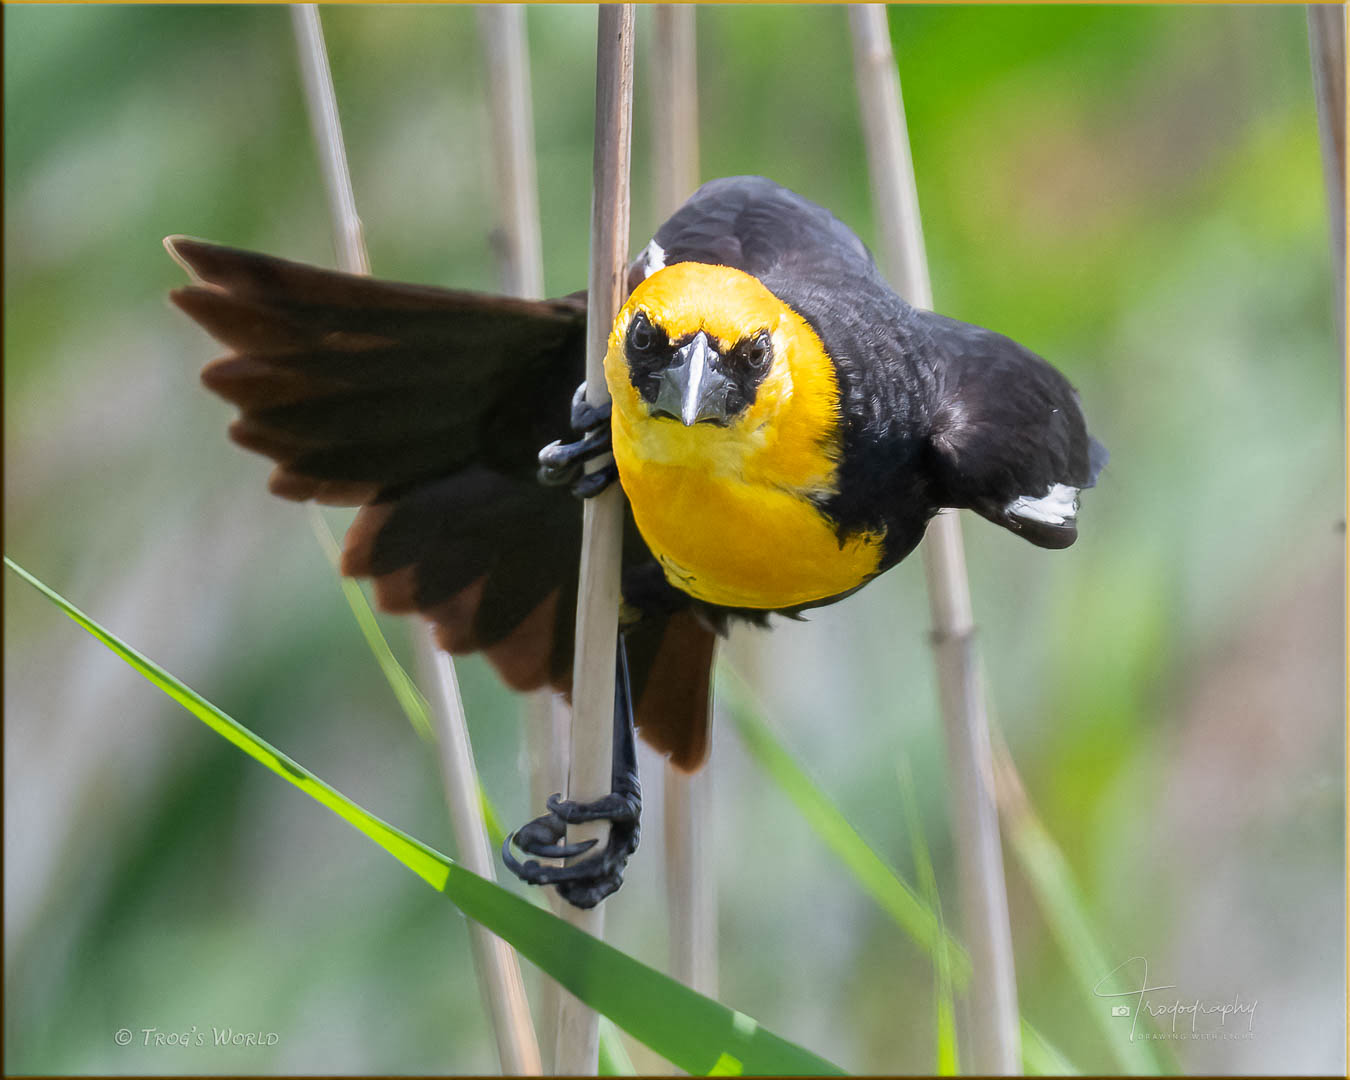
603, 262, 844, 496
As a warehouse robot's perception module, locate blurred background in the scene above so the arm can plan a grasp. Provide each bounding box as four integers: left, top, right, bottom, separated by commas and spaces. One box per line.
5, 4, 1343, 1074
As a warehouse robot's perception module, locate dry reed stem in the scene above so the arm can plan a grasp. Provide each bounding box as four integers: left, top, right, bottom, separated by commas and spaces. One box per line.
289, 7, 541, 1073
848, 6, 1021, 1073
552, 6, 636, 1075
290, 7, 369, 277
478, 6, 546, 303
648, 3, 720, 1003
1307, 6, 1347, 362
476, 7, 569, 1069
422, 650, 543, 1075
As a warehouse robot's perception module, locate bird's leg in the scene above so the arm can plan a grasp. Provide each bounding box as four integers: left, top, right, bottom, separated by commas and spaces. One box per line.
537, 381, 618, 499
502, 634, 641, 908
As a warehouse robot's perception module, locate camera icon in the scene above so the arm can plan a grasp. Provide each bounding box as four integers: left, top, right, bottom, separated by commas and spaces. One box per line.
1111, 1005, 1131, 1017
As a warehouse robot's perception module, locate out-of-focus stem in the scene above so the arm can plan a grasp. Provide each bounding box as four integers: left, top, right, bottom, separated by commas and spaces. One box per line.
848, 5, 1021, 1073
290, 6, 541, 1073
290, 6, 370, 277
1308, 5, 1346, 363
478, 5, 546, 302
475, 7, 567, 1069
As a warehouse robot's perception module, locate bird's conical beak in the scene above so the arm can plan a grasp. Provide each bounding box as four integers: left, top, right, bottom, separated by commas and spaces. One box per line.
652, 331, 732, 426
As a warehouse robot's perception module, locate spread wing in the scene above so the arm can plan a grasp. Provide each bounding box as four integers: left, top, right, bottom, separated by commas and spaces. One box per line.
637, 178, 1107, 555
169, 237, 714, 769
921, 312, 1107, 549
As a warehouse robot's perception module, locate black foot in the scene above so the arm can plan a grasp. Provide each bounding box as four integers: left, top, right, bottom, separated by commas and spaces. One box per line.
537, 382, 616, 498
502, 787, 640, 908
502, 632, 641, 908
567, 380, 611, 433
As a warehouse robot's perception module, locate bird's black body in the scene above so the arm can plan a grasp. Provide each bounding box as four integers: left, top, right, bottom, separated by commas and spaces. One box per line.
647, 177, 1103, 576
170, 174, 1104, 905
649, 178, 935, 575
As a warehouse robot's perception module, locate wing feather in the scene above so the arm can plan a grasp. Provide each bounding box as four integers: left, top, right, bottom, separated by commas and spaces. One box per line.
170, 237, 714, 767
922, 312, 1106, 548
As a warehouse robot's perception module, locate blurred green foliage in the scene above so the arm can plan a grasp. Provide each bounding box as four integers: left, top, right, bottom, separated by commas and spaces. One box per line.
5, 5, 1342, 1075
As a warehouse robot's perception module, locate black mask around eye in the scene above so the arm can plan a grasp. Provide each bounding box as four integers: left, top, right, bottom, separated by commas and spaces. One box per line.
625, 311, 676, 401
627, 313, 775, 425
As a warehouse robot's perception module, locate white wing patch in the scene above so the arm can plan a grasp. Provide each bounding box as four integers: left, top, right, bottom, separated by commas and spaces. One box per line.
642, 240, 666, 278
1007, 482, 1080, 526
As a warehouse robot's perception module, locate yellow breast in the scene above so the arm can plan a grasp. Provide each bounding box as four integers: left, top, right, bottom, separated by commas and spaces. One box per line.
604, 263, 886, 610
613, 452, 884, 609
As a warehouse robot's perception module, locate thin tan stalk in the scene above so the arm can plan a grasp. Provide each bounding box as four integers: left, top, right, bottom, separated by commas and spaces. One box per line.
661, 771, 717, 997
990, 731, 1170, 1075
421, 649, 543, 1076
1308, 5, 1347, 361
552, 6, 636, 1076
473, 3, 558, 817
650, 5, 700, 235
289, 7, 541, 1074
476, 6, 567, 1070
648, 3, 719, 1002
523, 691, 569, 1071
290, 6, 370, 277
848, 6, 1021, 1074
478, 5, 546, 302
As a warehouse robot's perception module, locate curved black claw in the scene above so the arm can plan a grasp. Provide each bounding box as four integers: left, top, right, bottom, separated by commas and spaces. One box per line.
510, 808, 599, 860
569, 381, 611, 433
546, 790, 638, 825
536, 381, 616, 499
570, 461, 618, 499
537, 426, 610, 487
558, 814, 640, 908
501, 793, 640, 909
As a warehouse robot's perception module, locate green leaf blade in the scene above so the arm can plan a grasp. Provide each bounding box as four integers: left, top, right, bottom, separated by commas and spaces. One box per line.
723, 664, 1084, 1075
721, 666, 970, 985
7, 556, 845, 1077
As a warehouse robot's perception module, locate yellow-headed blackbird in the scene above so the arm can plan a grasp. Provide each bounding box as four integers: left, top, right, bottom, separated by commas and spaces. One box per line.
169, 175, 1105, 905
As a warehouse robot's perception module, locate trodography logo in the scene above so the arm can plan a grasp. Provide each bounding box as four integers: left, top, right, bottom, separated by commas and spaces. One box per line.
1093, 957, 1258, 1043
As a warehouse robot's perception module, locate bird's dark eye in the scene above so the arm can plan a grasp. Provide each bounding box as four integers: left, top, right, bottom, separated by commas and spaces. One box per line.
745, 331, 773, 373
627, 311, 659, 355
